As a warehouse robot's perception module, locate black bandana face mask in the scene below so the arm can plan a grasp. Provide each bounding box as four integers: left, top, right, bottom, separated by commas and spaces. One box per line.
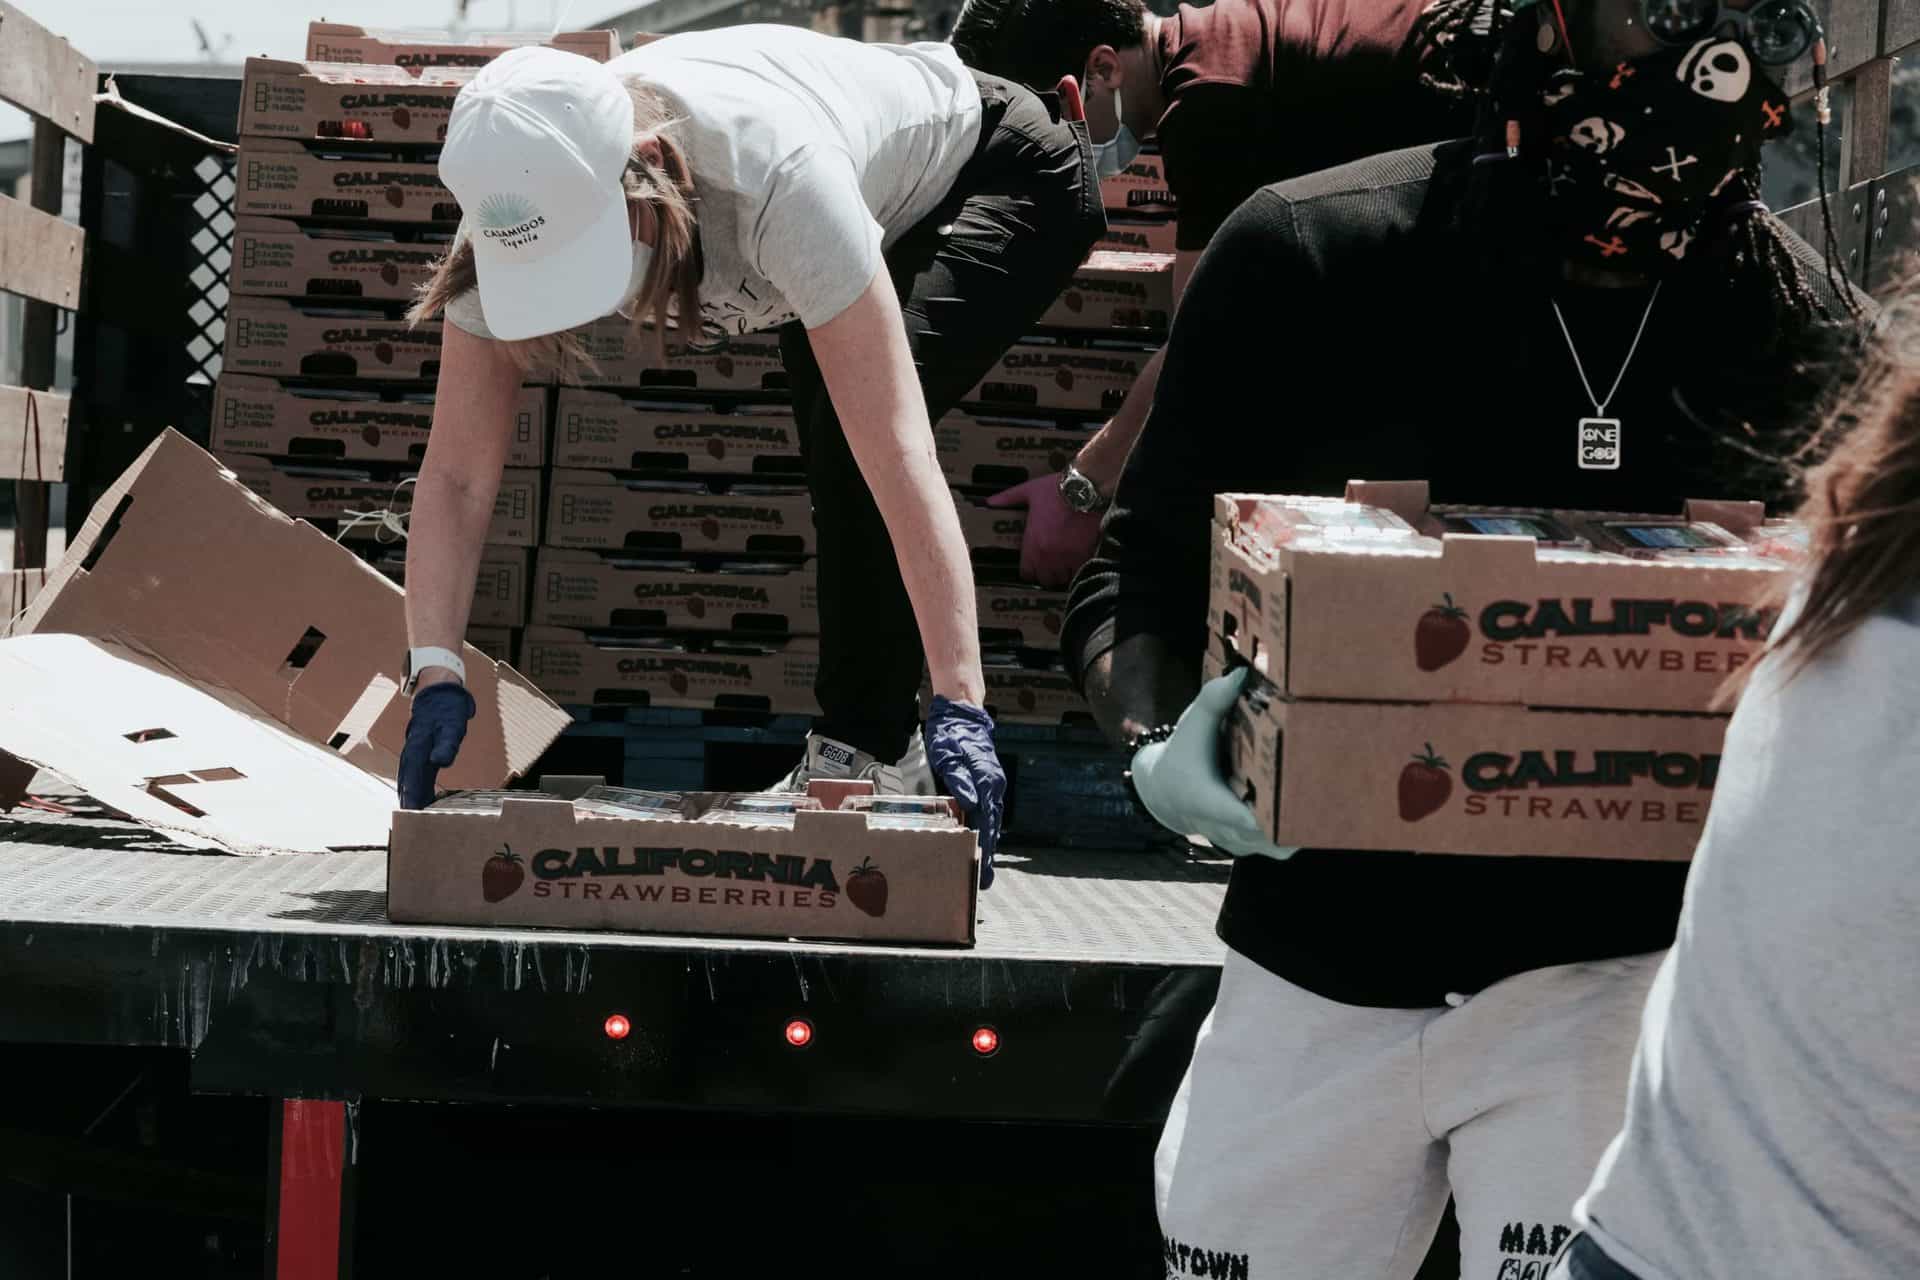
1495, 27, 1792, 270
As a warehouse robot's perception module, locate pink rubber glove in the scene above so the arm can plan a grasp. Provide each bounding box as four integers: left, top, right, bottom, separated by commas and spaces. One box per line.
985, 473, 1103, 588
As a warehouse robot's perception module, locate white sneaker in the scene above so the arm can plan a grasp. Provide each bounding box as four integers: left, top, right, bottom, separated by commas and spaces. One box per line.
769, 730, 935, 796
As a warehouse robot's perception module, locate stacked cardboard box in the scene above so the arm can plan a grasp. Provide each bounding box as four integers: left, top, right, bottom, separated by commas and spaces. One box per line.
530, 319, 816, 713
1208, 480, 1801, 860
218, 23, 614, 665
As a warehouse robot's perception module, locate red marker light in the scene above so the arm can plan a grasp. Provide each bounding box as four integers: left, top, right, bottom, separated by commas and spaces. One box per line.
785, 1018, 814, 1048
603, 1014, 631, 1040
971, 1026, 1000, 1057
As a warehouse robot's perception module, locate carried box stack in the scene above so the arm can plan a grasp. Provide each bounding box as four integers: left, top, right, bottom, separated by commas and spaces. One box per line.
217, 22, 618, 667
1208, 480, 1804, 861
938, 145, 1175, 729
527, 318, 818, 715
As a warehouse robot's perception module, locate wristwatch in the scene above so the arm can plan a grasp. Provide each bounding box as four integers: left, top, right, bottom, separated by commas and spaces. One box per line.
402, 645, 467, 696
1058, 463, 1108, 515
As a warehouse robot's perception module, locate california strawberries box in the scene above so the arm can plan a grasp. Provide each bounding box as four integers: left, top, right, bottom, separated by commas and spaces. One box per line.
976, 660, 1086, 726
386, 780, 978, 945
553, 388, 801, 475
235, 138, 457, 225
1209, 481, 1797, 713
1224, 670, 1724, 860
230, 217, 448, 304
238, 58, 469, 143
1038, 252, 1175, 332
522, 629, 819, 713
224, 298, 440, 381
976, 579, 1069, 649
1098, 151, 1174, 216
955, 495, 1025, 567
936, 411, 1093, 491
573, 321, 789, 393
546, 472, 814, 555
1093, 217, 1179, 256
305, 21, 618, 68
219, 455, 540, 546
212, 374, 545, 467
532, 549, 818, 634
966, 342, 1148, 415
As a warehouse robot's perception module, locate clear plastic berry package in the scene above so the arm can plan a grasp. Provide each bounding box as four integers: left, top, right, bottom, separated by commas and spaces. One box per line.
1430, 509, 1589, 547
574, 786, 681, 819
1243, 497, 1417, 549
840, 795, 962, 830
699, 794, 825, 827
1584, 519, 1746, 559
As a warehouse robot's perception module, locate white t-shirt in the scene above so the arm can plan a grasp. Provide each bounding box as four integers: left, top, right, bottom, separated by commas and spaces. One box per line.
447, 25, 983, 340
1575, 590, 1920, 1280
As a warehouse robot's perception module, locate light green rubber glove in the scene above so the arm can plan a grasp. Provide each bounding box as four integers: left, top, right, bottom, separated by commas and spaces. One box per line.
1130, 667, 1298, 860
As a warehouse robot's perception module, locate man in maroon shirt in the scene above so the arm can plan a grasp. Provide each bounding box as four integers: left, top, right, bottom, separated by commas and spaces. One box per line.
950, 0, 1472, 583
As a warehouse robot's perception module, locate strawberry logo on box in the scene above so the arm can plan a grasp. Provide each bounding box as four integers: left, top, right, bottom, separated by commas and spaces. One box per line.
1399, 744, 1453, 822
846, 857, 888, 917
482, 844, 526, 902
1415, 594, 1471, 671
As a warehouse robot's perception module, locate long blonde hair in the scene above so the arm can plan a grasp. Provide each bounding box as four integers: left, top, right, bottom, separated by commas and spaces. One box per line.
409, 81, 703, 376
1754, 296, 1920, 685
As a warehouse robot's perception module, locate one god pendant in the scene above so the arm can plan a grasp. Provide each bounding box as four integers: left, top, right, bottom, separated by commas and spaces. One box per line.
1578, 417, 1622, 470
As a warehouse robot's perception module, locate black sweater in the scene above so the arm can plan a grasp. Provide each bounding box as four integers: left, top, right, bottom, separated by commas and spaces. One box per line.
1063, 140, 1862, 1008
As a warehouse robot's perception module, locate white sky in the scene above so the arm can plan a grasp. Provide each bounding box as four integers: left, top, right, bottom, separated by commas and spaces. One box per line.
5, 0, 640, 137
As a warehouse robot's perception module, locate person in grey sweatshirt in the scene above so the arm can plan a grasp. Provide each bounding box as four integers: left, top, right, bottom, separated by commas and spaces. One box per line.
1554, 305, 1920, 1280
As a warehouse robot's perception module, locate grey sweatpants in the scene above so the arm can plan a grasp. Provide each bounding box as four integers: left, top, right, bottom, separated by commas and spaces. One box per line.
1155, 947, 1663, 1279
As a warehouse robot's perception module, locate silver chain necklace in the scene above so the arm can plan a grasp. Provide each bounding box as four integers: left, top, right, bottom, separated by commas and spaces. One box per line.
1552, 281, 1662, 472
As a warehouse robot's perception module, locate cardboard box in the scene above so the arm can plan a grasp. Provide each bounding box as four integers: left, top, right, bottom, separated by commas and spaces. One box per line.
219, 455, 541, 546
976, 580, 1069, 650
224, 298, 441, 381
230, 217, 449, 304
1208, 482, 1791, 713
1094, 217, 1179, 256
523, 628, 820, 713
1099, 152, 1174, 215
553, 388, 802, 475
977, 662, 1086, 726
1039, 252, 1175, 332
235, 137, 458, 225
937, 410, 1094, 491
0, 430, 566, 848
307, 21, 618, 68
955, 494, 1025, 565
369, 544, 528, 627
212, 374, 545, 467
966, 342, 1149, 415
546, 471, 814, 555
573, 320, 789, 393
533, 550, 819, 634
385, 780, 978, 945
238, 58, 469, 143
1224, 673, 1725, 860
466, 625, 518, 664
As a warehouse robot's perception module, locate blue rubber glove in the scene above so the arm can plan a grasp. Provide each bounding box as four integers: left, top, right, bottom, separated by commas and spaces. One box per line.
1130, 667, 1297, 859
925, 695, 1008, 889
397, 681, 476, 810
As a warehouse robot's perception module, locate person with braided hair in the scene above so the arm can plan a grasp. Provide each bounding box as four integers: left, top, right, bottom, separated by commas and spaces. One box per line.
1059, 0, 1869, 1272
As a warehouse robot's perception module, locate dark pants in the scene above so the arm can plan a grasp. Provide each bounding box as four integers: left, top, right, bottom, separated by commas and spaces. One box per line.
1552, 1235, 1643, 1280
779, 71, 1104, 761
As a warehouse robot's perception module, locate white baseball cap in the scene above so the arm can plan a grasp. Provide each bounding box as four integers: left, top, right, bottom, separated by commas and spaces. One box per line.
439, 46, 637, 341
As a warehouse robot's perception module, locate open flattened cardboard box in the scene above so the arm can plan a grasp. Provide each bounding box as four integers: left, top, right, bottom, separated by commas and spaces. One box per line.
0, 430, 569, 855
388, 780, 978, 945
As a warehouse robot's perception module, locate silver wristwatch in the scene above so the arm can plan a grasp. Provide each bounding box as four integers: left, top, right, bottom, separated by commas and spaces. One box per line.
1058, 463, 1108, 515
